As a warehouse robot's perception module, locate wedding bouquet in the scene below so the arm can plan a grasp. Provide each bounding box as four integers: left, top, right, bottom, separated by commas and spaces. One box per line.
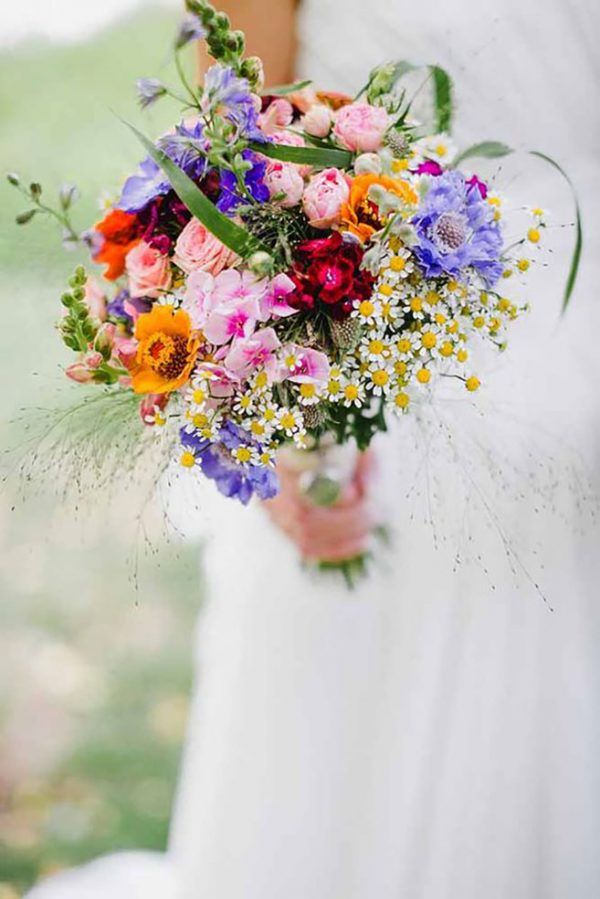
9, 0, 580, 575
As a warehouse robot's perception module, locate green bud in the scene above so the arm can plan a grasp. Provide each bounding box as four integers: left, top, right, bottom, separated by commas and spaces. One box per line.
6, 172, 20, 186
61, 292, 75, 308
72, 287, 85, 301
75, 265, 86, 282
215, 12, 230, 30
29, 182, 42, 199
240, 56, 264, 91
248, 250, 274, 279
15, 209, 37, 225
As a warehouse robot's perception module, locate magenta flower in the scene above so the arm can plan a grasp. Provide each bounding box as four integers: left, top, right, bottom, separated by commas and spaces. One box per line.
282, 344, 330, 385
204, 295, 261, 345
258, 273, 298, 319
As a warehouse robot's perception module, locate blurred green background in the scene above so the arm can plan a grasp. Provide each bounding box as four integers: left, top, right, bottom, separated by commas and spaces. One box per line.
0, 9, 203, 896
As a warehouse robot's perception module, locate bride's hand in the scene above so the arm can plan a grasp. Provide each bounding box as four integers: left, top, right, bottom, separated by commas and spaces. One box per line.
262, 451, 375, 562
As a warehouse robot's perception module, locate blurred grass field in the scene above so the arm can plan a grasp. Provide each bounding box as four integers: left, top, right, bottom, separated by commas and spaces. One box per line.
0, 9, 203, 895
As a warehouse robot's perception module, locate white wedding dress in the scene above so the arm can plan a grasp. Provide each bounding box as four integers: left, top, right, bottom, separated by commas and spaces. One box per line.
27, 1, 600, 897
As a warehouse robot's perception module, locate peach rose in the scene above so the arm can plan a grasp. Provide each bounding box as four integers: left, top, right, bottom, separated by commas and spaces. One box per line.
302, 168, 350, 229
173, 219, 238, 275
258, 98, 294, 135
125, 241, 172, 298
264, 161, 305, 208
333, 102, 389, 153
301, 104, 333, 138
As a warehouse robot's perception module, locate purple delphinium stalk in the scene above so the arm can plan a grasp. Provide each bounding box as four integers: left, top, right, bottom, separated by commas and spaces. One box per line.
202, 63, 266, 143
412, 170, 503, 286
180, 421, 279, 504
175, 13, 205, 49
217, 150, 269, 215
136, 77, 167, 110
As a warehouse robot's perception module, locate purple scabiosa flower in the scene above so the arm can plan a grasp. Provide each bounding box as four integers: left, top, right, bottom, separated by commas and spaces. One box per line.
412, 170, 503, 286
202, 63, 266, 142
217, 150, 269, 215
175, 13, 205, 49
136, 77, 167, 110
180, 421, 279, 504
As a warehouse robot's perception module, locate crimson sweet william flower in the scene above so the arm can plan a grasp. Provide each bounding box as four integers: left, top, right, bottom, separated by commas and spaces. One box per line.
289, 232, 374, 318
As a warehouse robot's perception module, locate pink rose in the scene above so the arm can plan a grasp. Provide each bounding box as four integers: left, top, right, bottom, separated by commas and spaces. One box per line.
333, 102, 389, 153
301, 104, 333, 138
173, 219, 238, 275
302, 168, 350, 229
264, 161, 305, 208
125, 240, 172, 298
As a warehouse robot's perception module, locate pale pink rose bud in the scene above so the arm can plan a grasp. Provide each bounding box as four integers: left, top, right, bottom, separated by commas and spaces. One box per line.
65, 362, 94, 383
113, 336, 138, 368
264, 161, 305, 208
354, 152, 382, 175
302, 168, 350, 229
270, 129, 311, 177
173, 219, 238, 275
301, 104, 333, 138
333, 102, 389, 153
258, 98, 294, 135
94, 322, 116, 356
286, 86, 319, 113
125, 240, 172, 298
82, 350, 103, 370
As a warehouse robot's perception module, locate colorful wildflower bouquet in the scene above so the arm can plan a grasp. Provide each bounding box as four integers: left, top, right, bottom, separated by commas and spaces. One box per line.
10, 1, 580, 573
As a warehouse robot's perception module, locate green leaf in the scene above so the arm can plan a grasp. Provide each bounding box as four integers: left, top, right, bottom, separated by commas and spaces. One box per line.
264, 79, 312, 97
125, 121, 270, 259
529, 150, 582, 312
430, 65, 453, 133
453, 141, 514, 166
250, 140, 353, 169
453, 141, 582, 310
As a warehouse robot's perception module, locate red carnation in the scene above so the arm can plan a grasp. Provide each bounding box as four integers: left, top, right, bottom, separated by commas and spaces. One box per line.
289, 232, 374, 318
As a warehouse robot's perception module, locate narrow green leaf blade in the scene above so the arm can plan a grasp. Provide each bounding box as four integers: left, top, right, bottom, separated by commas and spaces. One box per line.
250, 140, 353, 169
530, 150, 582, 312
430, 65, 453, 134
125, 122, 269, 259
265, 79, 313, 97
453, 140, 514, 167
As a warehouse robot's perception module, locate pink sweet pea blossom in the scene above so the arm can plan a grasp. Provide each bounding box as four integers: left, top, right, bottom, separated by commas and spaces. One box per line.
259, 273, 298, 319
65, 362, 94, 383
203, 295, 261, 345
182, 270, 219, 329
224, 328, 281, 379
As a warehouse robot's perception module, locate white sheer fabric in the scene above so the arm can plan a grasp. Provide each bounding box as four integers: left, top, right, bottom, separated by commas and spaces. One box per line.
27, 1, 600, 897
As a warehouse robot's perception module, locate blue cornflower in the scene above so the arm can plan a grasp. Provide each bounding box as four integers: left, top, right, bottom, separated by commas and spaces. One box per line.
217, 150, 269, 215
180, 421, 279, 505
412, 170, 503, 286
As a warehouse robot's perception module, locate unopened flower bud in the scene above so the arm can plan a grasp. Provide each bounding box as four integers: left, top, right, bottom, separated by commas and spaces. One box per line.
354, 152, 382, 175
248, 250, 274, 278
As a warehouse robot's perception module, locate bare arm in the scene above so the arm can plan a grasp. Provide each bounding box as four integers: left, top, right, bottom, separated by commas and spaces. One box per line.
197, 0, 298, 86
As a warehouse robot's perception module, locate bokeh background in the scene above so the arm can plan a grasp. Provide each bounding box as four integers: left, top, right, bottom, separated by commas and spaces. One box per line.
0, 3, 202, 895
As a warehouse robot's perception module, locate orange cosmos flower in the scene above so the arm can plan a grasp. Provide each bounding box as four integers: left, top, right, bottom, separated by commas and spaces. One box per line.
129, 306, 200, 395
340, 173, 418, 242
